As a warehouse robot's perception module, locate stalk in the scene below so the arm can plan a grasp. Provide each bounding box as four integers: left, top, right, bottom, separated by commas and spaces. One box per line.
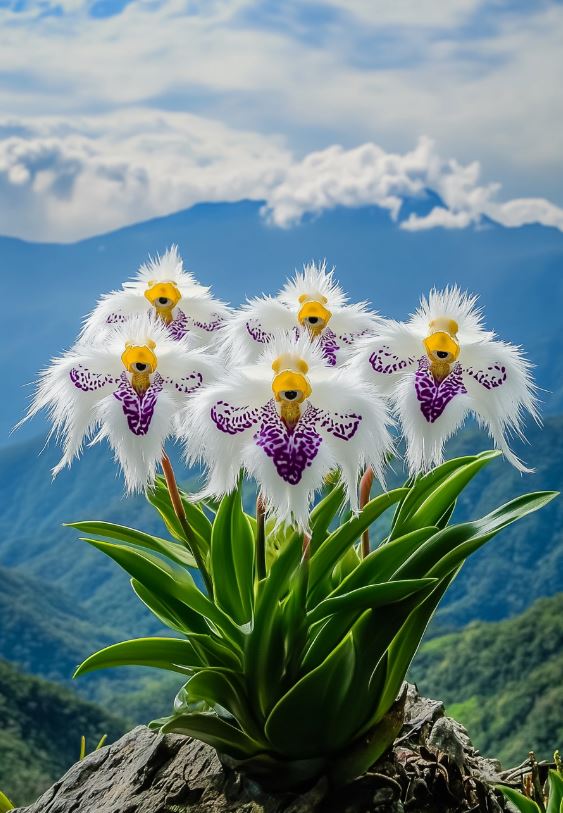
160, 451, 213, 597
256, 493, 267, 580
359, 467, 374, 558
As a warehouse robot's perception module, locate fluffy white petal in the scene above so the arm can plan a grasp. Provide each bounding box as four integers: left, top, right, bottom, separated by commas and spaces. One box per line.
353, 322, 422, 396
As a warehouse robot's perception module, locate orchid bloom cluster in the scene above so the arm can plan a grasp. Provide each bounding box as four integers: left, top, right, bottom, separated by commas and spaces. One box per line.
24, 247, 539, 529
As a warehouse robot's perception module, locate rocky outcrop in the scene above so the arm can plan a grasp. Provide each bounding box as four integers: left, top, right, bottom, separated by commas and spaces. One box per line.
14, 685, 506, 813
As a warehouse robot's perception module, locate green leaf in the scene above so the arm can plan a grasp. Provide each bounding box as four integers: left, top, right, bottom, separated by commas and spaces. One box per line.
131, 578, 208, 635
326, 527, 438, 601
0, 792, 14, 812
372, 571, 458, 723
307, 579, 437, 624
309, 482, 346, 553
392, 451, 501, 538
497, 786, 541, 813
80, 537, 243, 648
308, 488, 408, 604
244, 530, 302, 717
329, 687, 407, 787
185, 668, 264, 742
66, 520, 196, 568
186, 633, 243, 671
160, 712, 262, 760
547, 769, 563, 813
210, 485, 255, 625
265, 632, 359, 757
74, 637, 200, 678
147, 476, 211, 565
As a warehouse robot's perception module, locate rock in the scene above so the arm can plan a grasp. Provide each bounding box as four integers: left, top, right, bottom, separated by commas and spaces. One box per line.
14, 685, 507, 813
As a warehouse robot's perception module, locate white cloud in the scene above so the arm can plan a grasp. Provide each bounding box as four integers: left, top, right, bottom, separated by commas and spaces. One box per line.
1, 113, 562, 242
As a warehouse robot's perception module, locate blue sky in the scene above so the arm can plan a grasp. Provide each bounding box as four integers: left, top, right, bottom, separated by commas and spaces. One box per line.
0, 0, 562, 241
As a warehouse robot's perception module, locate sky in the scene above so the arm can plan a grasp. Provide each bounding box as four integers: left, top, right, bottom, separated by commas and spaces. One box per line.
0, 0, 562, 242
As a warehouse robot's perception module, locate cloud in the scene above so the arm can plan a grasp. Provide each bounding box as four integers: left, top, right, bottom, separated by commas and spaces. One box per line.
0, 0, 562, 212
1, 113, 562, 242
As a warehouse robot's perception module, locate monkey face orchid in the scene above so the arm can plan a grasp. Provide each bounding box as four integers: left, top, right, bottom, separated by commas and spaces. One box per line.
183, 334, 392, 529
356, 287, 539, 473
22, 315, 220, 492
223, 261, 379, 367
81, 245, 230, 347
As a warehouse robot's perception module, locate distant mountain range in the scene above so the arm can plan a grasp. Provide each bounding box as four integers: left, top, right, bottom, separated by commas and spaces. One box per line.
4, 196, 563, 440
411, 592, 563, 766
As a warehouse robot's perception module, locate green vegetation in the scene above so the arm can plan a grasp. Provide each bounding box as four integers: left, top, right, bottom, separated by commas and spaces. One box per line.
73, 454, 554, 789
0, 659, 125, 807
410, 593, 563, 766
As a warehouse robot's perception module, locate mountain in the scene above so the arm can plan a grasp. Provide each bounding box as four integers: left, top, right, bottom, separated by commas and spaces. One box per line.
0, 658, 126, 807
4, 198, 563, 441
410, 592, 563, 767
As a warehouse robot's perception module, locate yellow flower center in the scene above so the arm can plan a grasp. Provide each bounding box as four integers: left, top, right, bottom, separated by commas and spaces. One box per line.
423, 318, 460, 382
272, 354, 312, 427
121, 340, 157, 393
144, 280, 181, 324
297, 294, 332, 336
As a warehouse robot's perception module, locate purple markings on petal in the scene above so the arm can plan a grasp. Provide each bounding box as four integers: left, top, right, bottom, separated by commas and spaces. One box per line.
319, 329, 339, 366
339, 329, 370, 346
465, 363, 507, 390
113, 372, 163, 436
70, 366, 114, 392
255, 401, 322, 485
211, 400, 261, 435
369, 345, 415, 374
106, 313, 127, 325
316, 408, 362, 440
415, 357, 467, 423
166, 372, 203, 394
169, 310, 224, 340
246, 319, 273, 344
167, 311, 189, 340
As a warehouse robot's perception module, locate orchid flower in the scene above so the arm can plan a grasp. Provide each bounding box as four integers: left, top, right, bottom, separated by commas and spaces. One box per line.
21, 315, 220, 492
183, 334, 393, 529
355, 287, 539, 473
223, 261, 379, 367
80, 245, 230, 346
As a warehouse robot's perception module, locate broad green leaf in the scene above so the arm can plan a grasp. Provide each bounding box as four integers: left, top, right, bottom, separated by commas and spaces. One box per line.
372, 571, 458, 723
160, 712, 261, 760
308, 488, 408, 604
329, 688, 406, 788
497, 786, 541, 813
309, 482, 346, 553
428, 492, 558, 580
546, 769, 563, 813
392, 451, 500, 538
265, 632, 359, 757
244, 530, 302, 717
0, 791, 14, 812
147, 476, 211, 565
186, 668, 264, 742
390, 455, 481, 537
210, 485, 254, 625
326, 527, 438, 601
66, 520, 196, 568
74, 637, 200, 678
394, 492, 558, 582
131, 578, 208, 635
81, 538, 243, 648
186, 633, 243, 671
307, 579, 437, 624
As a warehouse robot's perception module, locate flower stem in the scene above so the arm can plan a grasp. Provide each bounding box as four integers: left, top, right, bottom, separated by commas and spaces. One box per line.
160, 452, 214, 597
360, 467, 374, 559
256, 493, 266, 580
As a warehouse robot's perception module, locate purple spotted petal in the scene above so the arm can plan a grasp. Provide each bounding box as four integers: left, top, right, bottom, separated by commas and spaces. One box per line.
246, 319, 274, 344
113, 372, 163, 436
255, 400, 323, 485
70, 366, 115, 392
465, 362, 507, 390
415, 357, 467, 423
369, 345, 416, 374
211, 400, 261, 435
319, 328, 339, 366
